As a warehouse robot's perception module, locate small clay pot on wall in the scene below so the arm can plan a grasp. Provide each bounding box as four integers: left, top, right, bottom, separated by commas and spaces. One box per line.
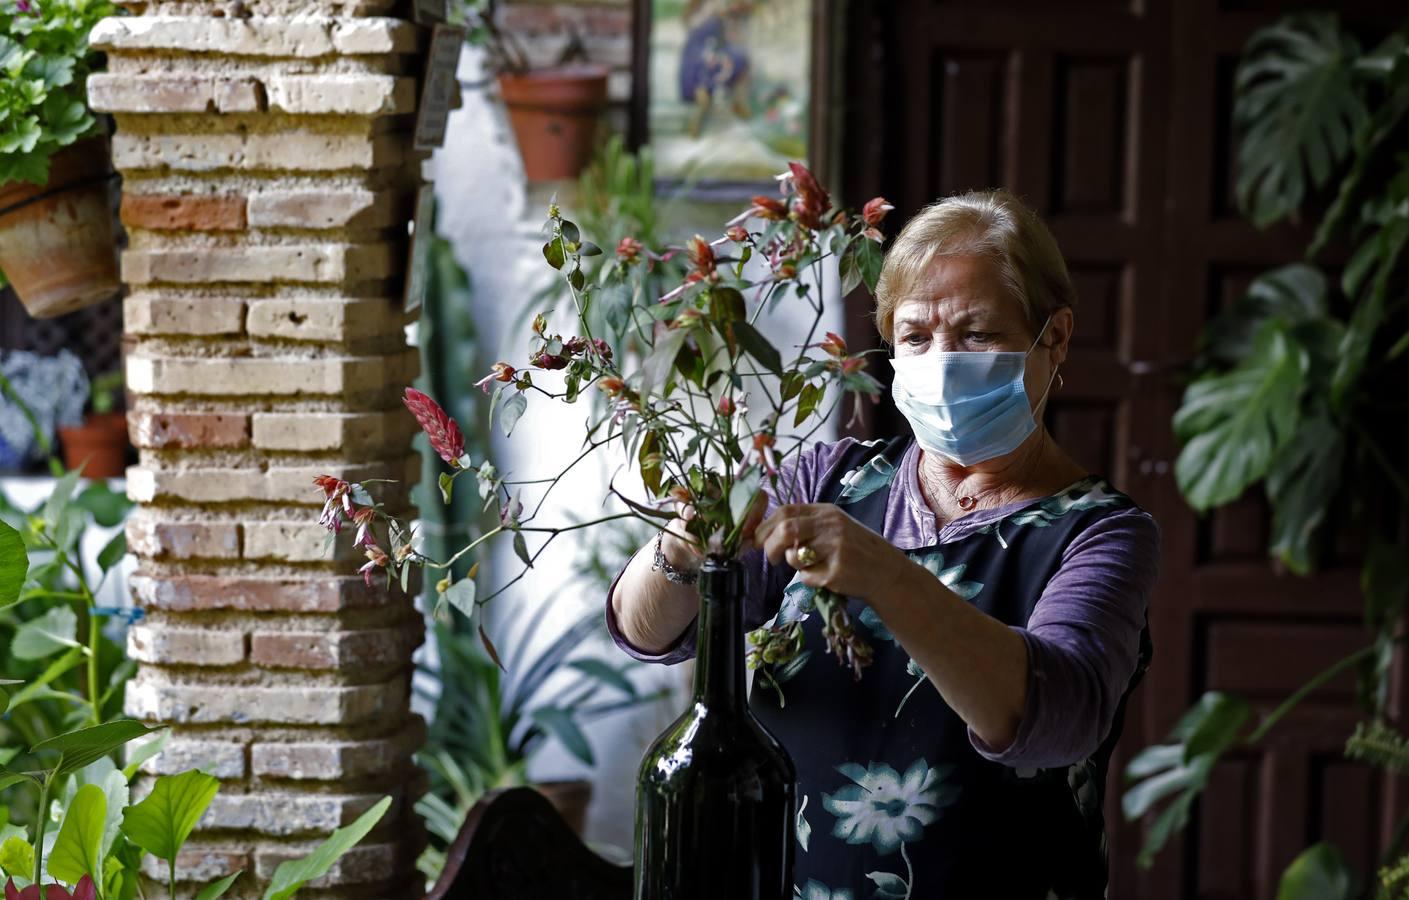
498, 65, 610, 182
0, 138, 121, 319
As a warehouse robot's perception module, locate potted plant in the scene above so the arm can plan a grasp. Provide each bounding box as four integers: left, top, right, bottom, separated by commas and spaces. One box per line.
56, 369, 125, 479
0, 0, 121, 319
414, 612, 667, 879
459, 0, 609, 182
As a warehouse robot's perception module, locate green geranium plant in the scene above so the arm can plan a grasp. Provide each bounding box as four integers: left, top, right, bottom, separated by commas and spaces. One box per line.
0, 0, 115, 186
315, 162, 893, 678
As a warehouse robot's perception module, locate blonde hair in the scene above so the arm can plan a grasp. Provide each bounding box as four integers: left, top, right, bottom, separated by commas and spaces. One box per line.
873, 190, 1076, 343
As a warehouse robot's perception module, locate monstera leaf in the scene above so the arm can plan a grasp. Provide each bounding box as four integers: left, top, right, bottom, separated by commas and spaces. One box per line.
1275, 843, 1352, 900
1235, 14, 1368, 228
1174, 321, 1308, 512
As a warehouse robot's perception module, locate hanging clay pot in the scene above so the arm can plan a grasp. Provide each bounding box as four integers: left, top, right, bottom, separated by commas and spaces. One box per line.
0, 138, 121, 319
498, 65, 610, 182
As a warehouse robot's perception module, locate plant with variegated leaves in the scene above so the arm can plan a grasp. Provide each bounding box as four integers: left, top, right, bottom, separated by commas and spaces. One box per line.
315, 161, 893, 679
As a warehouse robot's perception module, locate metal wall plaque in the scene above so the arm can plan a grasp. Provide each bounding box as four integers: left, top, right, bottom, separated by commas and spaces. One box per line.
414, 24, 466, 150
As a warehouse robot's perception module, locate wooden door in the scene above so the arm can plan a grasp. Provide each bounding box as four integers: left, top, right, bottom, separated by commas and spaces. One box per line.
837, 1, 1404, 897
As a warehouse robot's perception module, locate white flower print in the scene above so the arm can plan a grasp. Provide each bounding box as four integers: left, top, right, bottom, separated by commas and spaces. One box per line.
794, 880, 854, 900
821, 758, 958, 855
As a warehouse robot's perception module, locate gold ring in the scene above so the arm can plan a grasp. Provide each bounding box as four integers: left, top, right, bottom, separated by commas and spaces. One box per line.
794, 544, 819, 568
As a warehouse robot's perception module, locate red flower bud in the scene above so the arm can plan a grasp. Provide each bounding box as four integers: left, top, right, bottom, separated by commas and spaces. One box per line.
862, 197, 894, 227
597, 376, 626, 396
726, 225, 750, 243
748, 195, 788, 221
819, 332, 847, 358
717, 395, 736, 416
617, 236, 643, 262
532, 351, 569, 370
687, 235, 716, 279
563, 336, 588, 355
404, 387, 466, 467
592, 337, 613, 361
788, 161, 830, 230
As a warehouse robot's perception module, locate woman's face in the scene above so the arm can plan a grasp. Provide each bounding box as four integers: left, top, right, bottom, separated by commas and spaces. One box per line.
891, 254, 1072, 408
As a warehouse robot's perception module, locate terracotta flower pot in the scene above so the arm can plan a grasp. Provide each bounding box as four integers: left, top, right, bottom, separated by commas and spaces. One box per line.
534, 778, 592, 836
57, 411, 129, 479
498, 65, 610, 182
0, 138, 121, 319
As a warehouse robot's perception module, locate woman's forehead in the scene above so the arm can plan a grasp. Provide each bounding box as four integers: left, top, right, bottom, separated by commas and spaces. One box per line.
893, 255, 1023, 326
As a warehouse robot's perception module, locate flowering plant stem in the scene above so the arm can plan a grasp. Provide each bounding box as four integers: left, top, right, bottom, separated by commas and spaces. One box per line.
317, 162, 894, 677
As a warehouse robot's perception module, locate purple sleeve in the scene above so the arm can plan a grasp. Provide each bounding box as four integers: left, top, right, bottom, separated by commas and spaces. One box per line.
968, 506, 1159, 769
604, 437, 862, 665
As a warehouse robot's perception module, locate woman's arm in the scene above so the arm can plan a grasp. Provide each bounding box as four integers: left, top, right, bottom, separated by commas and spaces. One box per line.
609, 520, 702, 657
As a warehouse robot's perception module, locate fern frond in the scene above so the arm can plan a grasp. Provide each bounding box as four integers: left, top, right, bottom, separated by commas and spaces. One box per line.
1346, 719, 1409, 773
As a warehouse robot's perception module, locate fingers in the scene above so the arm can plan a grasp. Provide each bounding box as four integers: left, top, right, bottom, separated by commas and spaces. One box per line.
758, 504, 828, 566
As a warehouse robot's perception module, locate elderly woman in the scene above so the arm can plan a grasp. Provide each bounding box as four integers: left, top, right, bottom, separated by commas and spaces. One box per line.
607, 190, 1159, 899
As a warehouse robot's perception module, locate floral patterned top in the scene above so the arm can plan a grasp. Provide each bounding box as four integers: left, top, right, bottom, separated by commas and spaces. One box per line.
607, 436, 1159, 899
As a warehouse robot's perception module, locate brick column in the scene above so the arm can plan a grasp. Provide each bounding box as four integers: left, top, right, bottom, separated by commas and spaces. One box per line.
90, 8, 427, 897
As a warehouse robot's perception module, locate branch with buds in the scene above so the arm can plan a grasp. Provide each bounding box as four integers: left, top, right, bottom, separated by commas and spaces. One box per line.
315, 162, 894, 679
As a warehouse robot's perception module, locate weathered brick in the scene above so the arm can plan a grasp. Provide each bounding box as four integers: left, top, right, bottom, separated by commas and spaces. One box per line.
88, 74, 262, 113
249, 622, 422, 671
112, 132, 406, 173
131, 574, 407, 613
246, 188, 400, 228
126, 459, 413, 505
126, 350, 419, 397
245, 298, 403, 342
128, 411, 250, 449
241, 521, 340, 562
127, 512, 240, 560
125, 672, 409, 725
127, 624, 246, 666
133, 735, 247, 778
255, 840, 406, 886
91, 16, 419, 57
140, 847, 249, 884
194, 790, 399, 837
251, 717, 425, 780
121, 194, 248, 231
121, 244, 395, 285
125, 294, 245, 336
265, 74, 415, 115
250, 411, 412, 453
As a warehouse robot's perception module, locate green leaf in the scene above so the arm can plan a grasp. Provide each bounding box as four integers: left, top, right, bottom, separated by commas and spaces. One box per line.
47, 783, 106, 886
640, 327, 689, 399
120, 769, 220, 863
866, 872, 907, 896
122, 730, 170, 782
560, 220, 580, 244
195, 871, 243, 900
261, 796, 392, 900
1173, 321, 1306, 511
438, 471, 454, 504
1265, 409, 1343, 575
97, 532, 126, 573
530, 707, 594, 767
1234, 15, 1366, 228
512, 532, 531, 568
728, 466, 762, 530
73, 482, 132, 529
0, 519, 25, 609
1276, 843, 1351, 900
542, 240, 565, 270
1181, 692, 1250, 761
566, 660, 636, 698
855, 237, 884, 292
442, 578, 476, 619
4, 648, 83, 712
838, 242, 863, 295
35, 721, 162, 780
794, 383, 824, 427
0, 836, 34, 882
499, 392, 527, 437
44, 468, 83, 533
11, 605, 79, 660
731, 321, 783, 375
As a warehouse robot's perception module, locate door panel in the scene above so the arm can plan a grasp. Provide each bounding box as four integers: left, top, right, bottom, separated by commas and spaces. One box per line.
839, 1, 1403, 896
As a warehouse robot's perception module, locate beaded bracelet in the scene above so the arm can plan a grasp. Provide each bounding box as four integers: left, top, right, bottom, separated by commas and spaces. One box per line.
651, 530, 699, 585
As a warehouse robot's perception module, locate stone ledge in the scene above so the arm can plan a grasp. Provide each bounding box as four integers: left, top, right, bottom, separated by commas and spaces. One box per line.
112, 131, 406, 174
125, 349, 419, 397
124, 671, 409, 725
131, 573, 411, 613
91, 16, 420, 58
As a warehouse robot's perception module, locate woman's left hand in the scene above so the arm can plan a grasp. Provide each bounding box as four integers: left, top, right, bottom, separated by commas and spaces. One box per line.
753, 503, 911, 600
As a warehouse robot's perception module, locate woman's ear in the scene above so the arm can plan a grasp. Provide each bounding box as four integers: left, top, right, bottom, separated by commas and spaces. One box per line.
1047, 307, 1074, 367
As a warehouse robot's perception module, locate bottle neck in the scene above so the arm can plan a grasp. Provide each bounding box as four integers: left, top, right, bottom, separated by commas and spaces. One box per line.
692, 558, 745, 711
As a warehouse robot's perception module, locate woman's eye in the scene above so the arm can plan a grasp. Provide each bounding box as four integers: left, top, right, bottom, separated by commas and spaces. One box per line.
902, 334, 927, 344
965, 331, 995, 344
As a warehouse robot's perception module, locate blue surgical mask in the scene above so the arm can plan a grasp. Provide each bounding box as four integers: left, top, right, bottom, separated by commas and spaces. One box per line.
889, 318, 1057, 467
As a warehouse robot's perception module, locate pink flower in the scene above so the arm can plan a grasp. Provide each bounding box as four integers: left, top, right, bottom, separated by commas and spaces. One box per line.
6, 876, 97, 900
716, 395, 736, 417
617, 236, 643, 262
531, 351, 569, 370
15, 0, 32, 11
359, 545, 390, 586
687, 235, 716, 281
473, 362, 517, 393
788, 162, 830, 230
314, 475, 353, 533
592, 337, 613, 362
499, 495, 523, 528
841, 356, 866, 374
725, 225, 750, 243
753, 433, 778, 476
817, 332, 847, 358
862, 196, 894, 227
404, 388, 465, 467
352, 507, 376, 548
747, 194, 788, 221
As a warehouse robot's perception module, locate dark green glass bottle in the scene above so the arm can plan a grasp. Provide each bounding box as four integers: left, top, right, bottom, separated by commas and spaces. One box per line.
633, 556, 796, 899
